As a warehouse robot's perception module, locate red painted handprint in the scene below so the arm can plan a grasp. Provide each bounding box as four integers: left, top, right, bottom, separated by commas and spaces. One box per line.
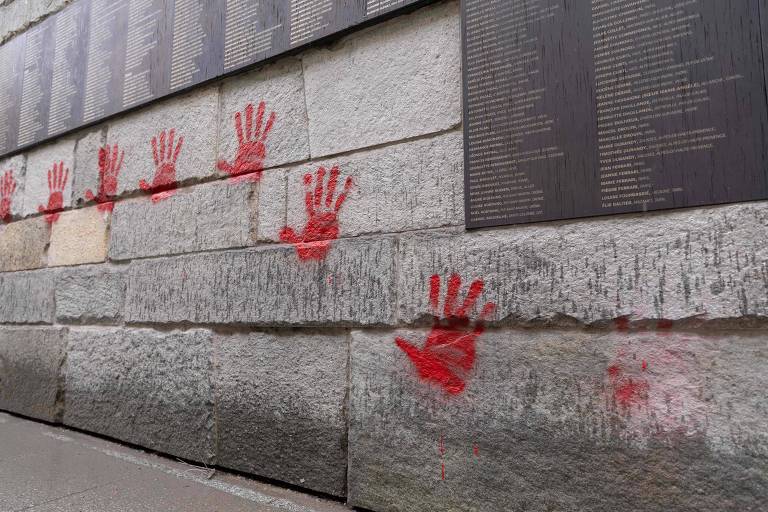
280, 166, 353, 261
0, 170, 16, 223
217, 101, 276, 181
37, 162, 69, 224
140, 129, 183, 202
85, 144, 124, 212
396, 274, 496, 395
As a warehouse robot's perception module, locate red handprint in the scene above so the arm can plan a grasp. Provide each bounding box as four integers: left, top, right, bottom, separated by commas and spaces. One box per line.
396, 274, 496, 395
85, 144, 124, 212
280, 166, 353, 261
217, 101, 276, 182
0, 170, 16, 223
140, 129, 183, 202
37, 162, 69, 224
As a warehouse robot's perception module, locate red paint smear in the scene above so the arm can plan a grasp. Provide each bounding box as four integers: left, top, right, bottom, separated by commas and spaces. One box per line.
473, 444, 479, 457
280, 166, 352, 261
607, 362, 649, 409
614, 317, 630, 331
657, 319, 674, 330
37, 161, 69, 224
217, 101, 275, 181
0, 169, 16, 223
395, 274, 495, 395
85, 144, 123, 212
139, 129, 183, 202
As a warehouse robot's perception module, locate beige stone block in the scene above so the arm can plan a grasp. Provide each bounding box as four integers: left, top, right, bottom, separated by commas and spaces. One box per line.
48, 206, 109, 267
0, 216, 49, 271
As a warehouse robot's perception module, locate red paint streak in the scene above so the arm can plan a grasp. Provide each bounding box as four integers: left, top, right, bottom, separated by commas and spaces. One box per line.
614, 317, 630, 331
280, 166, 353, 261
657, 319, 674, 330
396, 274, 495, 395
85, 144, 124, 213
439, 434, 446, 480
606, 361, 649, 409
139, 129, 183, 201
217, 101, 275, 181
0, 169, 16, 223
473, 444, 479, 458
37, 161, 69, 224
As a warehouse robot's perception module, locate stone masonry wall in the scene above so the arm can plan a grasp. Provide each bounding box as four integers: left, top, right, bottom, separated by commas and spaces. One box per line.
0, 1, 766, 510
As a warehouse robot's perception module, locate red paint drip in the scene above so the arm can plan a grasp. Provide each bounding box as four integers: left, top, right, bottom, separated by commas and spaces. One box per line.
473, 443, 479, 458
657, 319, 674, 330
85, 144, 123, 212
139, 128, 183, 202
395, 274, 495, 395
0, 169, 17, 223
217, 101, 275, 181
37, 161, 69, 224
615, 317, 630, 331
280, 166, 353, 261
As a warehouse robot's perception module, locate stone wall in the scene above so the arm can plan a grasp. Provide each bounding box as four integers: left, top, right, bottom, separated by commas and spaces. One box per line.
0, 0, 766, 510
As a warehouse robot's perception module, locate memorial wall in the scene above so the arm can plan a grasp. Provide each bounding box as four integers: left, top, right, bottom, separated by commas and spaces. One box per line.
463, 0, 768, 227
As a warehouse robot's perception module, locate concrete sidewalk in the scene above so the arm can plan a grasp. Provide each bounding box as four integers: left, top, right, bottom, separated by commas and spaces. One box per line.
0, 412, 353, 512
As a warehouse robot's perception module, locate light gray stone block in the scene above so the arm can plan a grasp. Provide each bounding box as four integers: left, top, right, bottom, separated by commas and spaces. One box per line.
349, 328, 768, 512
285, 132, 463, 239
124, 237, 396, 326
64, 328, 215, 463
255, 168, 287, 242
55, 266, 124, 323
0, 269, 56, 323
0, 216, 49, 272
106, 86, 218, 195
22, 135, 75, 216
0, 154, 26, 219
109, 179, 257, 260
218, 58, 310, 176
214, 331, 348, 496
302, 0, 461, 157
72, 126, 106, 207
0, 327, 65, 422
0, 0, 29, 43
27, 0, 69, 23
398, 202, 768, 325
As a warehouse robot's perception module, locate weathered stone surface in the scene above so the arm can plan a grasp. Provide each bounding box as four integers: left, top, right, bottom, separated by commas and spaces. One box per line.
0, 154, 26, 219
107, 86, 218, 195
48, 206, 109, 267
286, 132, 463, 238
398, 202, 768, 325
27, 0, 69, 23
55, 265, 124, 323
0, 327, 65, 422
22, 136, 75, 216
72, 126, 106, 206
0, 0, 29, 43
0, 216, 48, 271
124, 237, 396, 326
255, 168, 287, 242
214, 331, 348, 496
302, 0, 461, 157
349, 328, 768, 512
0, 268, 56, 323
218, 58, 310, 175
109, 179, 257, 260
64, 327, 215, 463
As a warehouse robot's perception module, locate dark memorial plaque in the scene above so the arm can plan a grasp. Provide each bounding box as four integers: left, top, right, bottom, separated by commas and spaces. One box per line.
462, 0, 768, 228
0, 0, 431, 157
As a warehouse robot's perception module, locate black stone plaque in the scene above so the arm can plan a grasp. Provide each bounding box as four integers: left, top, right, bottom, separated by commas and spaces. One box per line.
0, 0, 431, 157
462, 0, 768, 228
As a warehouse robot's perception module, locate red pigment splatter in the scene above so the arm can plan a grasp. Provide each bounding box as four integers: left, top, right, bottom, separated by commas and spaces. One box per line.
139, 128, 183, 202
439, 434, 446, 480
85, 144, 124, 213
0, 169, 16, 223
217, 101, 275, 182
395, 274, 495, 395
280, 166, 353, 261
607, 360, 649, 409
37, 161, 68, 224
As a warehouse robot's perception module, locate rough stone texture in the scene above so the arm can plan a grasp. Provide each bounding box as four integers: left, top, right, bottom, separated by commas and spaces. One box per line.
0, 154, 26, 219
0, 216, 48, 271
72, 126, 106, 206
218, 58, 310, 174
64, 327, 215, 463
107, 86, 218, 195
22, 135, 75, 216
0, 0, 29, 43
398, 202, 768, 326
55, 265, 125, 323
302, 0, 461, 157
0, 268, 56, 323
286, 132, 463, 238
0, 327, 65, 422
124, 237, 396, 326
214, 331, 348, 496
109, 179, 257, 260
26, 0, 69, 24
48, 206, 109, 267
255, 168, 287, 242
349, 328, 768, 512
